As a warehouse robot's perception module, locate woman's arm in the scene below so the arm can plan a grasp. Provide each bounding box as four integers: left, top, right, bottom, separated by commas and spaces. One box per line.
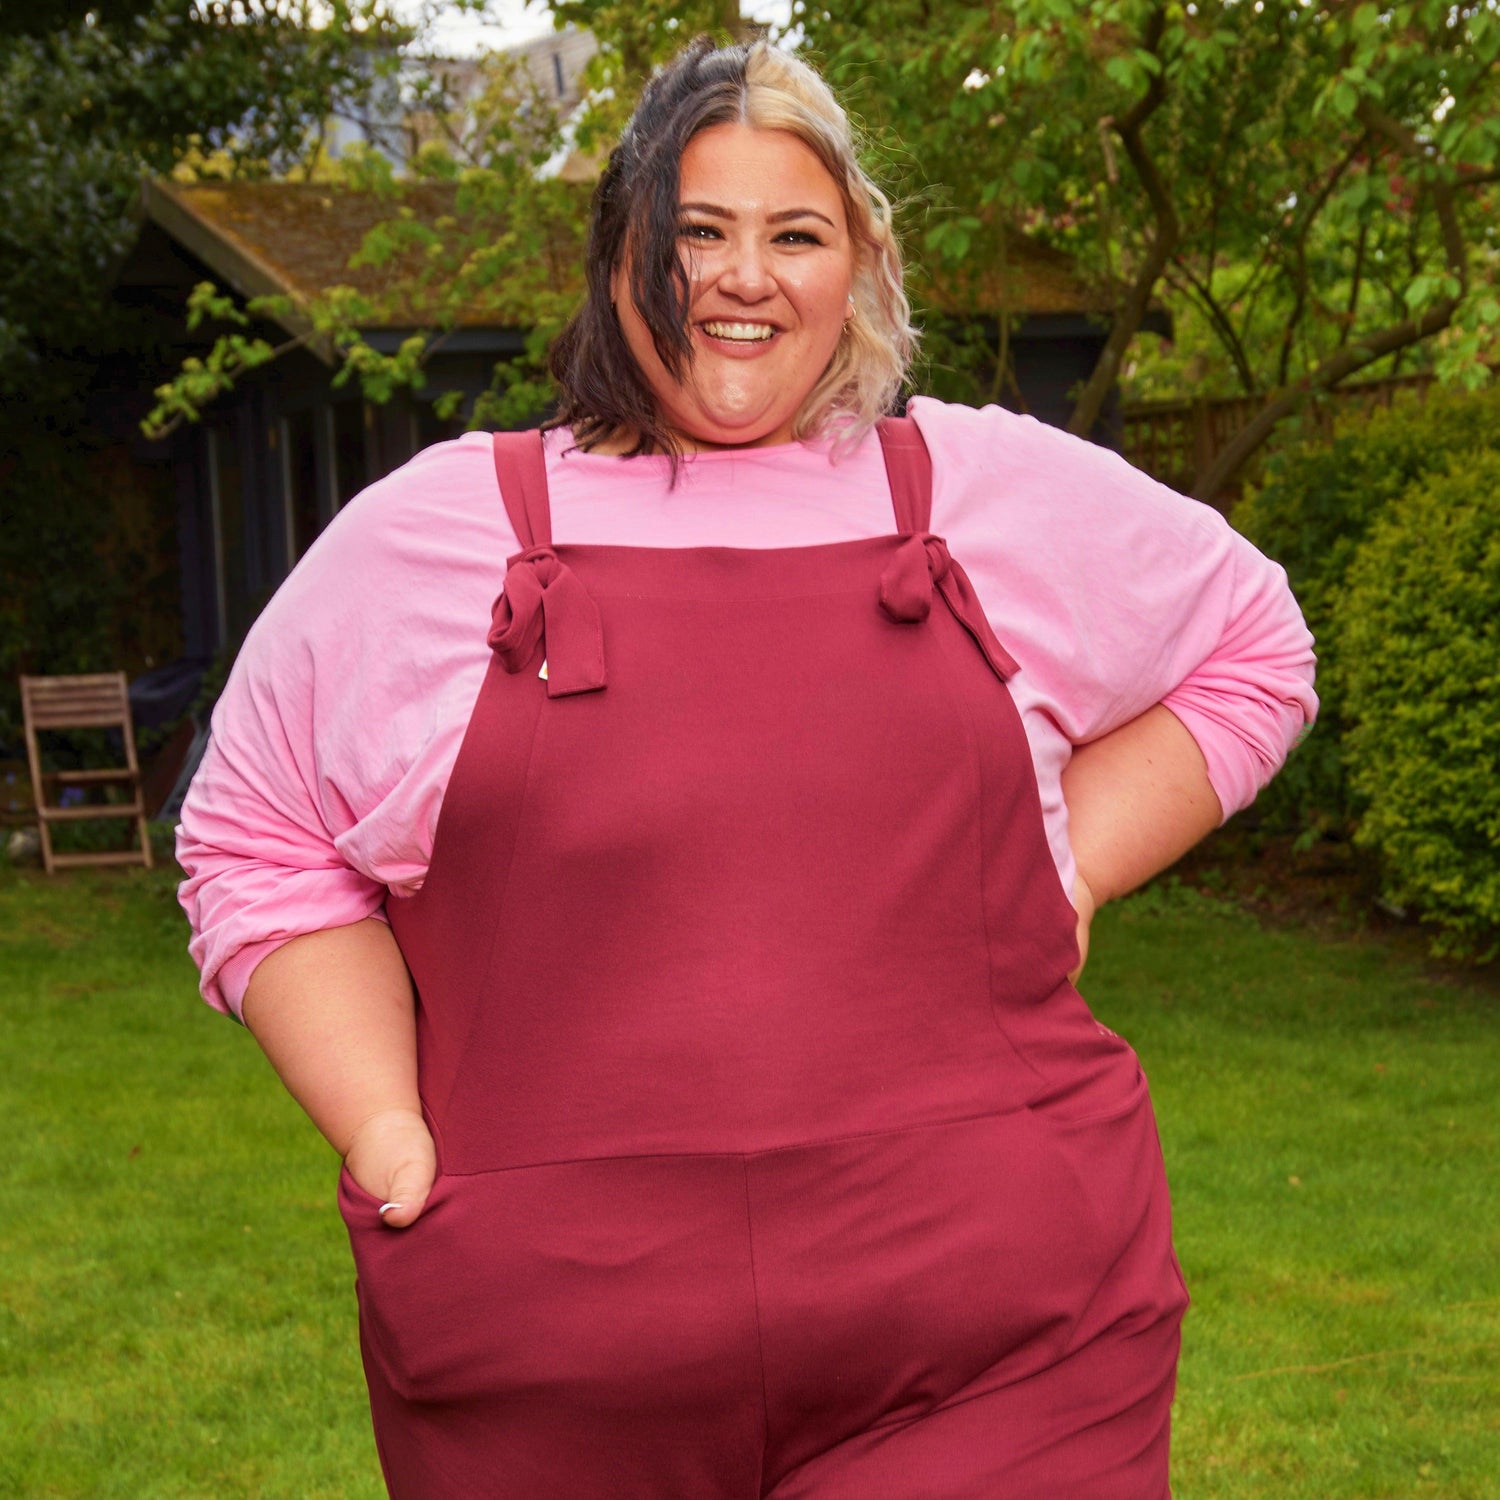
241, 919, 435, 1227
1062, 703, 1223, 980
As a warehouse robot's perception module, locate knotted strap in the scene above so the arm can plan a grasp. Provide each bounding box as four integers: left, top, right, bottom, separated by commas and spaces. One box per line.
878, 531, 1020, 684
488, 546, 607, 698
875, 415, 1020, 682
489, 432, 606, 698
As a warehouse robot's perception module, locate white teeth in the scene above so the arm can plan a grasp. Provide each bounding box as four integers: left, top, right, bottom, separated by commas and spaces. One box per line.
702, 321, 776, 342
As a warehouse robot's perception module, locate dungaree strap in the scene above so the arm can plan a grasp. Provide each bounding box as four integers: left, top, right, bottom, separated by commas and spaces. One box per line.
875, 416, 934, 533
488, 430, 607, 697
874, 416, 1020, 682
492, 430, 553, 549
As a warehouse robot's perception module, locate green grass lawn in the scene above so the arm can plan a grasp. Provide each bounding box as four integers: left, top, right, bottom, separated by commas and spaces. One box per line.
1, 864, 1495, 1498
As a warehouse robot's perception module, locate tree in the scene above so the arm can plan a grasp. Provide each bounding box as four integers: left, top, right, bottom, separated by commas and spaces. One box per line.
0, 0, 414, 397
794, 0, 1500, 498
142, 1, 1500, 496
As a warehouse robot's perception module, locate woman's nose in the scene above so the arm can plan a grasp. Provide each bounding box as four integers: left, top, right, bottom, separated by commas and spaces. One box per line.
716, 240, 774, 300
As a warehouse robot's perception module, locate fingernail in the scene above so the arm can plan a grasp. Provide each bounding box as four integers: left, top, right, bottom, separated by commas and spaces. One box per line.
378, 1202, 403, 1216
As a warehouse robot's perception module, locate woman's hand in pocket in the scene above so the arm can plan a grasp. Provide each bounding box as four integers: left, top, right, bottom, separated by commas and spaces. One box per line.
344, 1108, 436, 1229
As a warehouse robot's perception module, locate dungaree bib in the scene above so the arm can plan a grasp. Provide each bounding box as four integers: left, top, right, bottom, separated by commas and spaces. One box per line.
338, 420, 1188, 1498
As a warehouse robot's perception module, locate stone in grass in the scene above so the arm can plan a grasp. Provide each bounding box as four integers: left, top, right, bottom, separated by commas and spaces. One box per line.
6, 827, 40, 865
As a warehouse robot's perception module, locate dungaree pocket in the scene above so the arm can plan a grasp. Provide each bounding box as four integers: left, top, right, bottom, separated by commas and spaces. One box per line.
339, 1156, 767, 1419
338, 1166, 508, 1404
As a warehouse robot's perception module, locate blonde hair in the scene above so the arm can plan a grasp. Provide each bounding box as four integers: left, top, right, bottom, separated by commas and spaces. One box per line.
737, 44, 917, 445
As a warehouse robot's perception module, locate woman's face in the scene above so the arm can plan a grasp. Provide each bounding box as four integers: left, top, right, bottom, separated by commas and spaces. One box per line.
612, 123, 856, 452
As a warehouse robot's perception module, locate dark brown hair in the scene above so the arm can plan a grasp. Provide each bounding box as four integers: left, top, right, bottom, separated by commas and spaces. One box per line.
546, 37, 752, 458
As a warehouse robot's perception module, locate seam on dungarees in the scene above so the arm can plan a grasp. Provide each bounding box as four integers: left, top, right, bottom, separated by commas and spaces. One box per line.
740, 1157, 773, 1497
434, 1106, 1037, 1177
433, 692, 549, 1131
927, 619, 1052, 1085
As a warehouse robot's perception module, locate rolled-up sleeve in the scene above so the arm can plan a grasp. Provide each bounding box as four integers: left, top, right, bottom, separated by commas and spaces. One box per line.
1159, 538, 1317, 819
177, 629, 389, 1021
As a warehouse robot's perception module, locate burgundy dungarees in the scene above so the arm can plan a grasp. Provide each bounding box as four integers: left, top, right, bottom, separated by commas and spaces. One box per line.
338, 420, 1188, 1498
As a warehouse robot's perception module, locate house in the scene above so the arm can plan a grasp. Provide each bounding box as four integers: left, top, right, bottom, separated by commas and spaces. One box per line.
323, 28, 602, 171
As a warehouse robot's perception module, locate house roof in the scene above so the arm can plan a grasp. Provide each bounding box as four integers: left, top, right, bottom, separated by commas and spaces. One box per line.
923, 235, 1113, 319
141, 177, 587, 339
142, 177, 1109, 342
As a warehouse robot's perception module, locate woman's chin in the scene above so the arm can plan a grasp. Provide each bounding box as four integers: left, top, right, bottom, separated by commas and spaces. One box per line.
670, 405, 796, 452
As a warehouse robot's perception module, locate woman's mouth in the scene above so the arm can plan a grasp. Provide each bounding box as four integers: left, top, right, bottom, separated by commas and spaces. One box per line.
700, 321, 777, 343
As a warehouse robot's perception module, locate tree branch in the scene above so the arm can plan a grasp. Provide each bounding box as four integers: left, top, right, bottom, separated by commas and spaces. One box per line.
1275, 131, 1369, 387
1166, 260, 1256, 393
1356, 99, 1467, 291
1192, 295, 1459, 503
1067, 7, 1177, 438
1338, 218, 1369, 350
1191, 99, 1476, 502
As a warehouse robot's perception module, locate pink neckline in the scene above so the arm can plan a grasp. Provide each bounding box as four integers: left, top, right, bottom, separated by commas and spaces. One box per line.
544, 428, 839, 466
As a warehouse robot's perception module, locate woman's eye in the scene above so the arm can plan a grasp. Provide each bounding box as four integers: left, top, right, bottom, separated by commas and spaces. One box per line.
679, 223, 721, 241
776, 230, 823, 246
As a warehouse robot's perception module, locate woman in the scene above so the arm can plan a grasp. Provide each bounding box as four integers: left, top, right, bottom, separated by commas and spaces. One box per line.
179, 37, 1316, 1499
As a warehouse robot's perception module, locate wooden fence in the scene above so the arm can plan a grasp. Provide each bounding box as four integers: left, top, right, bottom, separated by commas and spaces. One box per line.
1121, 372, 1437, 508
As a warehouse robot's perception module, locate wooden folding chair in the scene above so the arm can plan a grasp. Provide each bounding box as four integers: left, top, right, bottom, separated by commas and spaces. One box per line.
20, 673, 154, 874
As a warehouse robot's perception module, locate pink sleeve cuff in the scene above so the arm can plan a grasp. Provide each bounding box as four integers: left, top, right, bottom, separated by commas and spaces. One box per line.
1163, 679, 1317, 823
199, 911, 392, 1023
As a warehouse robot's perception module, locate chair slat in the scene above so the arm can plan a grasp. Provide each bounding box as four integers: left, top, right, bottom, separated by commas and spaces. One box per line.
38, 802, 144, 823
50, 850, 156, 869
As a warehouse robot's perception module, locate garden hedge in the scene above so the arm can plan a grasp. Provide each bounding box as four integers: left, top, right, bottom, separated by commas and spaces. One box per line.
1233, 383, 1500, 839
1334, 454, 1500, 960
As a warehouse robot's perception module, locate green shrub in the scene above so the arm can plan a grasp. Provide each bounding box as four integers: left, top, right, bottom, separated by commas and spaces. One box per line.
1233, 383, 1500, 837
1335, 455, 1500, 960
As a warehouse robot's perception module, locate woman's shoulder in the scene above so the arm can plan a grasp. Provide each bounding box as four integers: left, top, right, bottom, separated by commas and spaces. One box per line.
907, 394, 1135, 481
229, 431, 514, 689
908, 396, 1225, 542
326, 430, 509, 548
277, 432, 511, 599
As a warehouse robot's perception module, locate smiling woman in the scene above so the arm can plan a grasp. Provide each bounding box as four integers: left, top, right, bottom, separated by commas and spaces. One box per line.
548, 39, 913, 459
176, 33, 1317, 1500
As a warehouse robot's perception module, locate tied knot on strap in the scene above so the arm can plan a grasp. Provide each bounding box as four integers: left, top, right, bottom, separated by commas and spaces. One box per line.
878, 531, 1020, 683
488, 547, 606, 698
879, 532, 952, 624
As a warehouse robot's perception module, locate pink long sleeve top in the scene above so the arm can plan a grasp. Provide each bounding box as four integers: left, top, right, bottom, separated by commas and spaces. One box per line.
177, 398, 1318, 1018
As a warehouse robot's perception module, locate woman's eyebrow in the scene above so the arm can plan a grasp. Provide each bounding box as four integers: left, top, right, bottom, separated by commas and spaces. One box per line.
678, 201, 838, 229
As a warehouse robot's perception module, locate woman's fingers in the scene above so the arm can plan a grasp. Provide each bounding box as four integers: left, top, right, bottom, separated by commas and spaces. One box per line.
374, 1165, 433, 1228
344, 1107, 437, 1228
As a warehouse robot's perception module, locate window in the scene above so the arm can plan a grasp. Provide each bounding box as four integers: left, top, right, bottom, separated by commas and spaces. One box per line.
280, 407, 324, 563
331, 399, 369, 510
413, 398, 464, 454
207, 423, 251, 646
